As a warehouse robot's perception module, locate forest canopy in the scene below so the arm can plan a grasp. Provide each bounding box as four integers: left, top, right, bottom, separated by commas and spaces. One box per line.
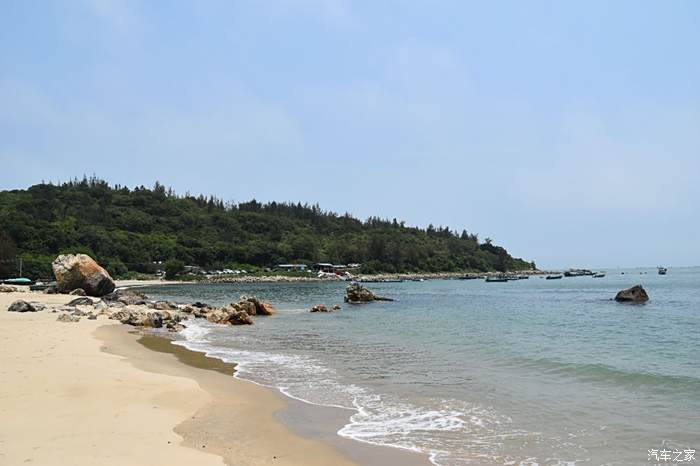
0, 177, 532, 278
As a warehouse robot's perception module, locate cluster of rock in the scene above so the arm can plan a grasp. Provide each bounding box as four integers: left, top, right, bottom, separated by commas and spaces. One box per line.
7, 288, 276, 332
309, 304, 341, 313
344, 282, 393, 304
0, 284, 19, 293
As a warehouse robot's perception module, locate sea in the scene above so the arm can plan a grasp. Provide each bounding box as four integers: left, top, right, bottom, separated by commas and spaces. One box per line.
139, 267, 699, 466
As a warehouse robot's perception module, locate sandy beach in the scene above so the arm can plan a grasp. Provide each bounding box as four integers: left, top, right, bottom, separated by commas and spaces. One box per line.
0, 288, 429, 466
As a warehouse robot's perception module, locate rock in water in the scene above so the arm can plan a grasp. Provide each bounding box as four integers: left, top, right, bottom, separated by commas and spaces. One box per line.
615, 285, 649, 303
344, 283, 394, 304
310, 304, 330, 313
52, 254, 115, 297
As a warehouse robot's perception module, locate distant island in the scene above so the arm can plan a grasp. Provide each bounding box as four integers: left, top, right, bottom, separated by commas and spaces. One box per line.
0, 177, 533, 279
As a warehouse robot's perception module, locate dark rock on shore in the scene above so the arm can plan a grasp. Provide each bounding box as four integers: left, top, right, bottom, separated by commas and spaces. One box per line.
103, 289, 148, 305
344, 283, 394, 304
52, 254, 115, 297
8, 300, 46, 313
69, 288, 86, 296
615, 285, 649, 303
67, 296, 94, 306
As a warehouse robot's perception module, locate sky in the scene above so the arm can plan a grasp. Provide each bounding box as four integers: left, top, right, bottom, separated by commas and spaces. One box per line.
1, 0, 699, 269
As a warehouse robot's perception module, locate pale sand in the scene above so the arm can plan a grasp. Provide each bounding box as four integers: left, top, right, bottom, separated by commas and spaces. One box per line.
0, 290, 430, 466
0, 290, 357, 466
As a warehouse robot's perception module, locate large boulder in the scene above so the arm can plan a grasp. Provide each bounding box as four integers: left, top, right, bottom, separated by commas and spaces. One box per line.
52, 254, 115, 297
344, 283, 394, 304
615, 285, 649, 303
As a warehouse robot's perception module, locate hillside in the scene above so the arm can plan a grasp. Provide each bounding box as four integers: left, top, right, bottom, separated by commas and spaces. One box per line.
0, 178, 533, 278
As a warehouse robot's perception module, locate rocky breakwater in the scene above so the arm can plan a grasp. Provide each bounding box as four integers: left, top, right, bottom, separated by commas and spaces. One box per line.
344, 282, 394, 304
6, 288, 277, 333
52, 254, 115, 297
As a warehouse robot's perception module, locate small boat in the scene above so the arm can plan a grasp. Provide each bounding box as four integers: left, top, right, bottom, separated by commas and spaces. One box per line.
517, 275, 529, 280
593, 273, 606, 278
658, 267, 668, 275
2, 277, 34, 285
485, 276, 509, 283
459, 275, 480, 280
546, 274, 563, 280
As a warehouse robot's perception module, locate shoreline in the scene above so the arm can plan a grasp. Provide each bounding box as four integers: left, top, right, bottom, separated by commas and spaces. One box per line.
113, 269, 546, 287
1, 287, 431, 466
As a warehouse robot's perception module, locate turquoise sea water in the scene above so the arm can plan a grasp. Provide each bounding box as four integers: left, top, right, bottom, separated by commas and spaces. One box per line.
141, 267, 699, 466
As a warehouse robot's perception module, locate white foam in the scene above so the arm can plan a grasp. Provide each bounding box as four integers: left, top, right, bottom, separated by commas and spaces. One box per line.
172, 320, 580, 466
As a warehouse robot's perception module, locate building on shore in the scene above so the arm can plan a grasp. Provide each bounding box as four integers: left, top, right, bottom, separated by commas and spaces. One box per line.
276, 264, 308, 272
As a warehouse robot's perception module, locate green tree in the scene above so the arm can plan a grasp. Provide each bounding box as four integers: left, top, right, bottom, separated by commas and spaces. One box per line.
0, 229, 17, 278
164, 259, 185, 279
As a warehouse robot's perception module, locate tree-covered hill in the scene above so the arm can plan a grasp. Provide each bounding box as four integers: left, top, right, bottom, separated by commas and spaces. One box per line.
0, 177, 533, 278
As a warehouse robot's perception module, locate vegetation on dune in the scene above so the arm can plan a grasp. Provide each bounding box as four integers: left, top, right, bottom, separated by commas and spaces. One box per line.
0, 177, 532, 278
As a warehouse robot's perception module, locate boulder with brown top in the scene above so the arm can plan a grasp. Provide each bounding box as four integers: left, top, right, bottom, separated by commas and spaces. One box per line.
52, 254, 115, 297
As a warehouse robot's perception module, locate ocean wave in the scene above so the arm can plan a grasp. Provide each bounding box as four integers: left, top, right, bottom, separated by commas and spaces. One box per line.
171, 320, 579, 466
516, 357, 700, 394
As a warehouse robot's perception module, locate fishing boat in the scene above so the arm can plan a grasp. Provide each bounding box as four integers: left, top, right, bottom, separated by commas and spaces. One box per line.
658, 267, 668, 275
546, 274, 563, 280
485, 275, 508, 283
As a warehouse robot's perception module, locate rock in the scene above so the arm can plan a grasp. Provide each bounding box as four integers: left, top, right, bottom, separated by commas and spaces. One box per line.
151, 300, 178, 310
67, 297, 93, 306
52, 254, 115, 297
7, 300, 45, 313
332, 304, 341, 310
344, 283, 394, 304
94, 300, 108, 311
71, 309, 88, 317
166, 321, 185, 332
206, 306, 254, 325
0, 284, 18, 293
109, 305, 164, 328
310, 304, 330, 313
615, 285, 649, 303
234, 296, 276, 316
57, 313, 80, 322
103, 289, 148, 305
69, 288, 86, 296
87, 313, 98, 320
52, 305, 76, 313
44, 285, 58, 294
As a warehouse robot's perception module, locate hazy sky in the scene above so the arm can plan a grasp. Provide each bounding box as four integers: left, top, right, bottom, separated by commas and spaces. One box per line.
1, 1, 699, 269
